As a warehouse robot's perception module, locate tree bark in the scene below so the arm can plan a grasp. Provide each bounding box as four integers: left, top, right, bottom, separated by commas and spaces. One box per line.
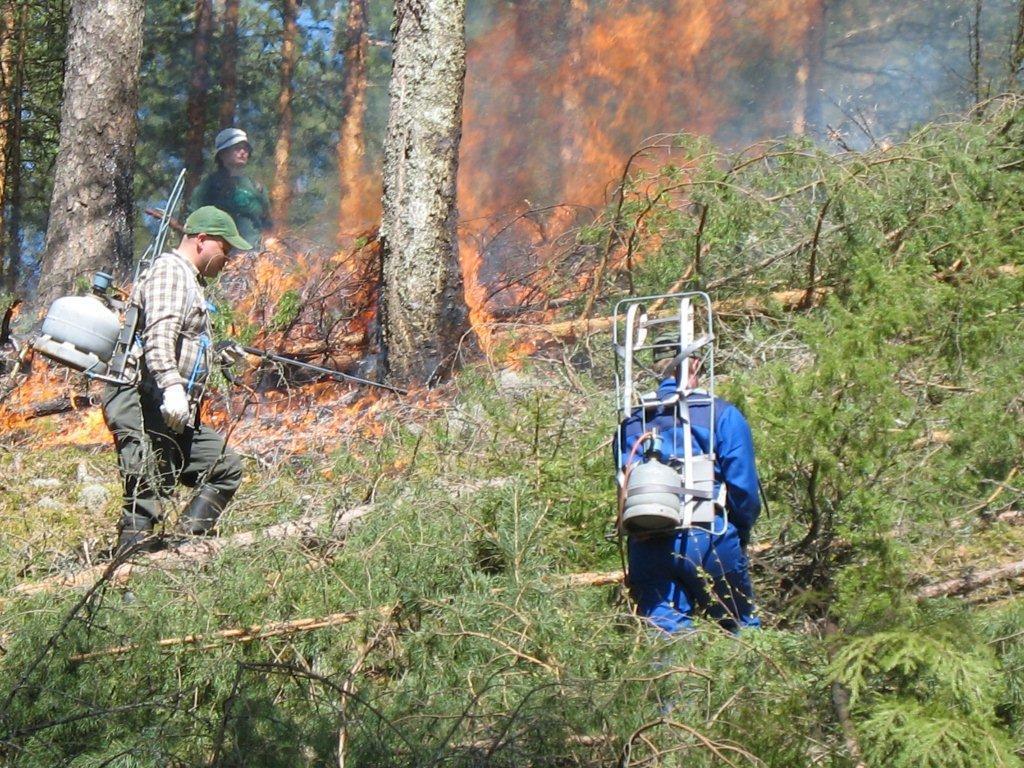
217, 0, 239, 128
184, 0, 213, 202
3, 0, 25, 291
336, 0, 370, 236
969, 0, 984, 105
10, 505, 372, 599
381, 0, 469, 385
36, 0, 144, 307
0, 1, 14, 276
270, 0, 298, 228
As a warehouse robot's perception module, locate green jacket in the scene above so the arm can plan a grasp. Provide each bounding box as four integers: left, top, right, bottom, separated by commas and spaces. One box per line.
190, 170, 271, 246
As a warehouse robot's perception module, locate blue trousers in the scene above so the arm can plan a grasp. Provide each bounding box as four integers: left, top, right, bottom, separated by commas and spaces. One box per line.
628, 523, 760, 634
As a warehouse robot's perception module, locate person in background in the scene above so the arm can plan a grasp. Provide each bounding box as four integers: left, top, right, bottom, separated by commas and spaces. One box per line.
190, 128, 271, 247
615, 337, 762, 633
103, 206, 250, 554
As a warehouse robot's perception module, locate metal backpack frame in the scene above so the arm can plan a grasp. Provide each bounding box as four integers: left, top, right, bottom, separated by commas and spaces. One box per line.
612, 291, 727, 534
28, 170, 188, 385
101, 169, 188, 385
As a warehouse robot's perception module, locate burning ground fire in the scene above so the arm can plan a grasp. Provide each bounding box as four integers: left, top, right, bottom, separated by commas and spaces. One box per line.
0, 361, 408, 458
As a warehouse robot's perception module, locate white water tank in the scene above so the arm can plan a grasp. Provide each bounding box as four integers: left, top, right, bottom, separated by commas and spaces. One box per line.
621, 459, 682, 533
34, 295, 121, 374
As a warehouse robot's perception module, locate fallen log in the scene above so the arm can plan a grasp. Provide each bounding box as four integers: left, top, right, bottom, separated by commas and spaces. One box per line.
548, 542, 774, 589
491, 288, 831, 342
9, 505, 371, 600
551, 547, 1024, 602
916, 559, 1024, 600
489, 261, 1019, 342
994, 509, 1024, 524
15, 395, 94, 420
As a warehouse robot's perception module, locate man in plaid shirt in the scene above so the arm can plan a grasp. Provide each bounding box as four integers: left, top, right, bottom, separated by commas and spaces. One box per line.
102, 206, 251, 554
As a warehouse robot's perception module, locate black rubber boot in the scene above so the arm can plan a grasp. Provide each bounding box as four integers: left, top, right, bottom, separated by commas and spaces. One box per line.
177, 485, 232, 536
115, 515, 161, 557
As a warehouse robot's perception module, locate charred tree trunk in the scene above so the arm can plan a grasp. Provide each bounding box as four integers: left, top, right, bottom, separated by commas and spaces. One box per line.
337, 0, 369, 235
270, 0, 298, 228
793, 0, 826, 136
4, 0, 23, 291
184, 0, 213, 202
37, 0, 143, 306
381, 0, 469, 385
218, 0, 239, 128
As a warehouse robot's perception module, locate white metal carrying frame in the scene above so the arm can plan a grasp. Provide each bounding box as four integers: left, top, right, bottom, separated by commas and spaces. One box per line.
613, 292, 727, 533
29, 170, 187, 386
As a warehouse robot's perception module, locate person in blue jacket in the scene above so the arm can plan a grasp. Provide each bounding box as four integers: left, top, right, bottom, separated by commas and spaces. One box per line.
615, 338, 762, 633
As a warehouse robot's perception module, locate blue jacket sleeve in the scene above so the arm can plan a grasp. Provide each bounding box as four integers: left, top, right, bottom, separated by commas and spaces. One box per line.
716, 403, 761, 539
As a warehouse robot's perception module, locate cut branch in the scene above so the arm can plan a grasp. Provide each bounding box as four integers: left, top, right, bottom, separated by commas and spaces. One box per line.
70, 606, 392, 662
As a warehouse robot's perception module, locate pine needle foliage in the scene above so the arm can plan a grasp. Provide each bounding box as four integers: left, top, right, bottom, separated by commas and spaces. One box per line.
4, 99, 1024, 765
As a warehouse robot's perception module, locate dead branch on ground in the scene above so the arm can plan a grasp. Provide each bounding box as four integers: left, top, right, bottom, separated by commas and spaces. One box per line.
70, 607, 391, 662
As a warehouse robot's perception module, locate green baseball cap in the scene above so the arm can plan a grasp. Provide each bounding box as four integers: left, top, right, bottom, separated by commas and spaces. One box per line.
183, 206, 253, 251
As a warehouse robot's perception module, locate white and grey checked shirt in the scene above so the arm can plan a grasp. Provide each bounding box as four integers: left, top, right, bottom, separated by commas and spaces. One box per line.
132, 250, 213, 403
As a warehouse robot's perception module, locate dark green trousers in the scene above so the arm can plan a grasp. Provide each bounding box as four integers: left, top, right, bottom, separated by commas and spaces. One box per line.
101, 384, 242, 531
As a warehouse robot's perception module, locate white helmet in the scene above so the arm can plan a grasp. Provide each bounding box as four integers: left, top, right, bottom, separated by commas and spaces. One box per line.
214, 128, 250, 155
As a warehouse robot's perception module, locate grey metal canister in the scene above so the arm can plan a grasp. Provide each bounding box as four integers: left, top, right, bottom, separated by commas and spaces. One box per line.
621, 459, 682, 533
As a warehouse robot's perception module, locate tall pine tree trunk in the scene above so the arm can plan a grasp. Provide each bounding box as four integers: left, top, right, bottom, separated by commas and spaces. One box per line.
218, 0, 239, 128
336, 0, 369, 236
1011, 0, 1024, 81
270, 0, 297, 228
0, 0, 14, 277
184, 0, 213, 201
381, 0, 469, 385
37, 0, 144, 306
5, 0, 23, 291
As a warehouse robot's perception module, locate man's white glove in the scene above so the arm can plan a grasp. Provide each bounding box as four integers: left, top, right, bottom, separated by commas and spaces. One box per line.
160, 383, 191, 433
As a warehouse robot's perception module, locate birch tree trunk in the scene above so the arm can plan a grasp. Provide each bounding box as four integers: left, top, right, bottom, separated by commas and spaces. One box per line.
184, 0, 213, 202
218, 0, 239, 128
270, 0, 298, 228
37, 0, 144, 306
336, 0, 369, 235
381, 0, 469, 385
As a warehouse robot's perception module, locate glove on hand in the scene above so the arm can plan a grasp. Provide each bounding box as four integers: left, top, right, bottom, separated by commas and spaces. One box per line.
215, 340, 247, 367
160, 383, 191, 433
